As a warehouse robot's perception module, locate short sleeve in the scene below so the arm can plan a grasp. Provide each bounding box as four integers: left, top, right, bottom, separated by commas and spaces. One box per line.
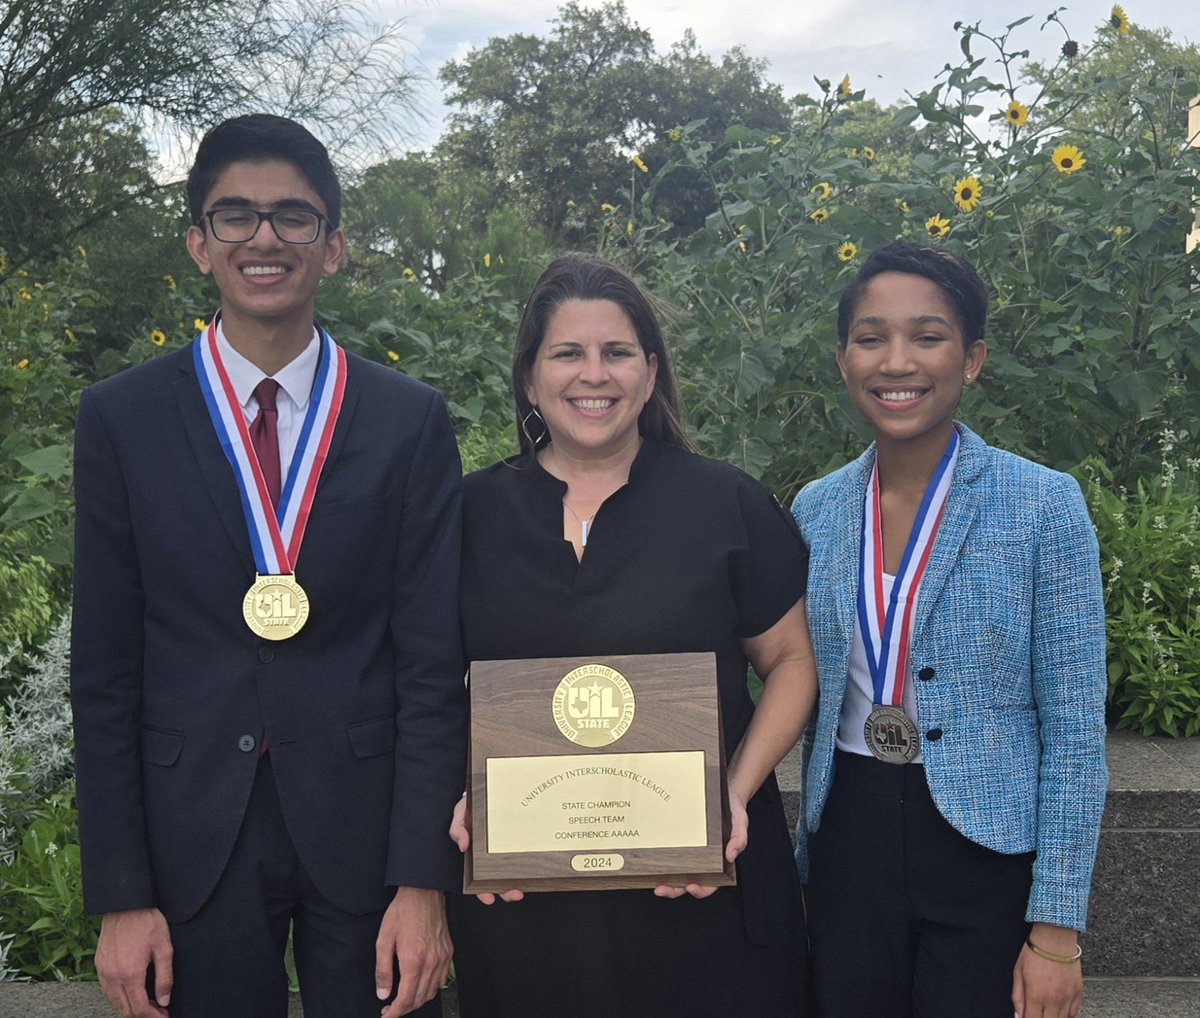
731, 476, 810, 638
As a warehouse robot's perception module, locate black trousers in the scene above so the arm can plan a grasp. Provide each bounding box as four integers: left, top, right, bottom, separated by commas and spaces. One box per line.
163, 755, 441, 1018
807, 751, 1033, 1018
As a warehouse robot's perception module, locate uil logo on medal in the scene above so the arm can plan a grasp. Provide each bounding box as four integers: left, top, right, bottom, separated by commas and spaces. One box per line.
243, 574, 309, 641
552, 663, 635, 748
864, 705, 919, 765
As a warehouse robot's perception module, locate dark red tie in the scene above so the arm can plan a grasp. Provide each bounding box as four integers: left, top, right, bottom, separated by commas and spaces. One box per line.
249, 378, 281, 507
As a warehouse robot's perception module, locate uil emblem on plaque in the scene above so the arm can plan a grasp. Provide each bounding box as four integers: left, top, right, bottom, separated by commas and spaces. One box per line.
552, 663, 636, 748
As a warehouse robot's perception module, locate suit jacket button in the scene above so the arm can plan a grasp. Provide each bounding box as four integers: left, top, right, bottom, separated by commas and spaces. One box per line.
917, 667, 935, 681
925, 728, 943, 741
237, 734, 256, 752
257, 646, 275, 663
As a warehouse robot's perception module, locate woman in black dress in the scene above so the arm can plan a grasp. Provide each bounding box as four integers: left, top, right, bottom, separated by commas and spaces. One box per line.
446, 253, 816, 1018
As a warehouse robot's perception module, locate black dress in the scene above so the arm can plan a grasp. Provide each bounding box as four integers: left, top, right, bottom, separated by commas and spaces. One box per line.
448, 441, 809, 1018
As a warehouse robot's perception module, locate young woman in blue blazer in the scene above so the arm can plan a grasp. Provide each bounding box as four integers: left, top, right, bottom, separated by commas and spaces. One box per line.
792, 243, 1107, 1018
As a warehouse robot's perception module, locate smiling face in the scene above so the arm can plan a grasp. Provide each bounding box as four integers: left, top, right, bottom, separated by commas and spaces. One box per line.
837, 270, 986, 453
186, 158, 344, 341
524, 299, 657, 462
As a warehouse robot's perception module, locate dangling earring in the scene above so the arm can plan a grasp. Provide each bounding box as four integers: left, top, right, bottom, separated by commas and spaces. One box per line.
521, 406, 548, 447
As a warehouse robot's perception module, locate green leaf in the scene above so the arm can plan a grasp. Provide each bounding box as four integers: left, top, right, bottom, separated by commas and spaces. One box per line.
15, 444, 72, 480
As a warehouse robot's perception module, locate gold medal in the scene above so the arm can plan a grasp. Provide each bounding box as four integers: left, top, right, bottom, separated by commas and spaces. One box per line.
864, 705, 919, 765
243, 573, 309, 641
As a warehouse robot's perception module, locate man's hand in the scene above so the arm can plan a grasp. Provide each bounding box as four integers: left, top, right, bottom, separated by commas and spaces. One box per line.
375, 886, 452, 1017
95, 908, 173, 1017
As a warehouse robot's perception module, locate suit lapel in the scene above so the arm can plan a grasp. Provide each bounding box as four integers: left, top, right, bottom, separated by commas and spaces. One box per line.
314, 357, 361, 497
912, 425, 986, 642
832, 447, 874, 643
173, 348, 256, 571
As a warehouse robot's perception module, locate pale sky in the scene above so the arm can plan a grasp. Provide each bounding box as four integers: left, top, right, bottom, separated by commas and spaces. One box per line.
385, 0, 1199, 151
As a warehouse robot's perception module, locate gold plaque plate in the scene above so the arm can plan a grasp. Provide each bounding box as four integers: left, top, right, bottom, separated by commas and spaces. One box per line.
243, 574, 309, 641
486, 751, 707, 854
465, 653, 733, 893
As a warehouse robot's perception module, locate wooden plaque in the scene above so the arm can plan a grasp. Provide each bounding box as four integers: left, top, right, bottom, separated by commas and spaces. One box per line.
464, 652, 733, 893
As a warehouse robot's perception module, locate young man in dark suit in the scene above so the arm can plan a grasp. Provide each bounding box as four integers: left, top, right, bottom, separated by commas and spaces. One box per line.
71, 114, 466, 1018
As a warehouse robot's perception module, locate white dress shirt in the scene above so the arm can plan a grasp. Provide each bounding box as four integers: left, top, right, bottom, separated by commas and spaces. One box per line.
215, 321, 320, 479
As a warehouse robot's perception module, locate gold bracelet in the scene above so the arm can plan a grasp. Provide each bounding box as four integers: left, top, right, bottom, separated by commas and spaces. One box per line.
1025, 937, 1082, 964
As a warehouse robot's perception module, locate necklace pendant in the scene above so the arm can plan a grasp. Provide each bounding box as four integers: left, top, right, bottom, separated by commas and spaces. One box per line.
580, 520, 589, 547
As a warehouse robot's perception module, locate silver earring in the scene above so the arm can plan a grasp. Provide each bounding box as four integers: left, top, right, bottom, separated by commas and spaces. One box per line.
520, 406, 548, 447
965, 373, 973, 381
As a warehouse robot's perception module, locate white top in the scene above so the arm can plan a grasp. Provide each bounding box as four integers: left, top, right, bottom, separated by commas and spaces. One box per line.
837, 572, 923, 762
215, 321, 320, 479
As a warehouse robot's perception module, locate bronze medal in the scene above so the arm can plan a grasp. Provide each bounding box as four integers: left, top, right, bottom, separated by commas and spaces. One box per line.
864, 705, 919, 765
243, 573, 309, 641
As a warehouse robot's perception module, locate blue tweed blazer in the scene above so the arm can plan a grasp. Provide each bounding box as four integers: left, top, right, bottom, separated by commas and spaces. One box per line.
791, 424, 1107, 930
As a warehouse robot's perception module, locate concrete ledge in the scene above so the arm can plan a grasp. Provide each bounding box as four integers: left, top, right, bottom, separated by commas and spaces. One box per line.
1085, 731, 1200, 977
775, 730, 1200, 979
2, 978, 1197, 1017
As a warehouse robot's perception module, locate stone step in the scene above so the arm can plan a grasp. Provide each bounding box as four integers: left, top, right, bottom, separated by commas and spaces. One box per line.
2, 977, 1198, 1017
776, 730, 1200, 979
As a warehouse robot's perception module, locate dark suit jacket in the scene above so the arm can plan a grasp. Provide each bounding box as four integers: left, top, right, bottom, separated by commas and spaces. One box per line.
71, 343, 466, 923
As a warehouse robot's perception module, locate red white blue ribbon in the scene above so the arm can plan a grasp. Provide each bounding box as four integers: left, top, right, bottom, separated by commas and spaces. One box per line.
193, 314, 347, 575
857, 429, 959, 707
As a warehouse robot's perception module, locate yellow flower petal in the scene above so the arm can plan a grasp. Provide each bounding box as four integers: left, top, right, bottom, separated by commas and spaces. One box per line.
953, 176, 982, 213
925, 214, 950, 239
1004, 101, 1029, 128
1051, 144, 1086, 174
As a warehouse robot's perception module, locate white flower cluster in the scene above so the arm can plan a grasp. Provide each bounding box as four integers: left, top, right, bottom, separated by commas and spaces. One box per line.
0, 614, 73, 868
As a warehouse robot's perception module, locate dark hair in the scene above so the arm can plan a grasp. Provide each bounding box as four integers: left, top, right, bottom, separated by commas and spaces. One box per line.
836, 241, 987, 349
512, 253, 693, 456
186, 114, 341, 227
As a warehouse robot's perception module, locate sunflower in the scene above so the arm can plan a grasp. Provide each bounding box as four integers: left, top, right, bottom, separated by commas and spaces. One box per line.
1109, 5, 1130, 34
1004, 101, 1029, 128
16, 358, 29, 371
953, 177, 982, 213
809, 208, 830, 224
837, 241, 858, 263
1061, 39, 1079, 58
838, 74, 852, 97
150, 330, 167, 347
387, 350, 400, 363
668, 127, 682, 142
632, 154, 649, 173
1051, 144, 1086, 174
194, 318, 207, 332
862, 146, 875, 161
925, 214, 950, 240
811, 181, 832, 201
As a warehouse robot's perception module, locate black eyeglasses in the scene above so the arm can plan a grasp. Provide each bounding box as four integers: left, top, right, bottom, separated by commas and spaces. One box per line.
202, 208, 327, 245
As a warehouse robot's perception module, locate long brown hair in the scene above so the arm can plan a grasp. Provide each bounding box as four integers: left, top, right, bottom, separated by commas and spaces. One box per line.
511, 253, 693, 456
